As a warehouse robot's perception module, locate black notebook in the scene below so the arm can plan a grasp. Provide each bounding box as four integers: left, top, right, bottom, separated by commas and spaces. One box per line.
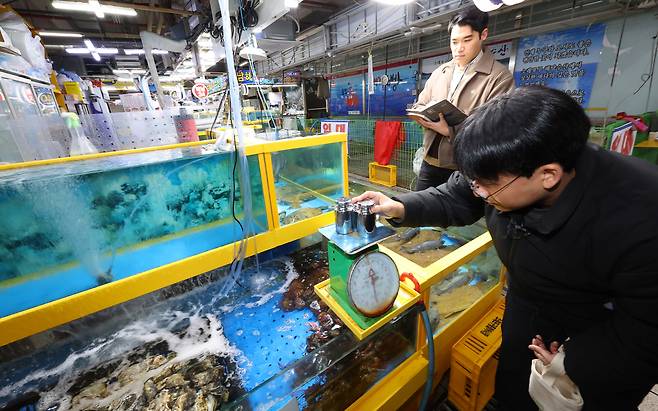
406, 99, 467, 127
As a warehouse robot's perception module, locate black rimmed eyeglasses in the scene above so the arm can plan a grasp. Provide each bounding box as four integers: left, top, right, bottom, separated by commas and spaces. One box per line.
466, 175, 521, 200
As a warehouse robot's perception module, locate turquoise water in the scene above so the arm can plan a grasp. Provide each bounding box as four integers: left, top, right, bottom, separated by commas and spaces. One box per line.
0, 245, 418, 411
0, 146, 267, 317
272, 142, 344, 226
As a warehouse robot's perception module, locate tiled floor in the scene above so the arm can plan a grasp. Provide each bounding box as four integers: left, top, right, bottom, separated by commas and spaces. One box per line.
639, 385, 658, 411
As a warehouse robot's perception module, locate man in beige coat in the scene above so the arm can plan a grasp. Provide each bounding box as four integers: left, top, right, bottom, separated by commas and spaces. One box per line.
414, 7, 515, 190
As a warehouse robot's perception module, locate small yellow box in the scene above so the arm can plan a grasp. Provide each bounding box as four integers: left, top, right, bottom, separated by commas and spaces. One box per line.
448, 298, 505, 411
369, 162, 397, 187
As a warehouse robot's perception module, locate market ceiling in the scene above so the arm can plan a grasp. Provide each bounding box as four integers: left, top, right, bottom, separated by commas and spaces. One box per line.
0, 0, 357, 76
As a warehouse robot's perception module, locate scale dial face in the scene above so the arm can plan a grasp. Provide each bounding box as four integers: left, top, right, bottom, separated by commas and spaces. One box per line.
347, 251, 400, 317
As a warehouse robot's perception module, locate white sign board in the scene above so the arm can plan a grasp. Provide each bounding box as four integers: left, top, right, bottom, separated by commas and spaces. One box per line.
321, 120, 349, 135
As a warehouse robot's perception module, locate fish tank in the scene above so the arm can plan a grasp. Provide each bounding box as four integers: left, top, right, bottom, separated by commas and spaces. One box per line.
381, 221, 502, 328
0, 145, 267, 318
428, 246, 502, 333
272, 142, 345, 226
381, 222, 488, 268
0, 244, 418, 411
380, 221, 504, 366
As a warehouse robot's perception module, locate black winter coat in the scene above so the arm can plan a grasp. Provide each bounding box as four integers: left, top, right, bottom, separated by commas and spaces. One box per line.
392, 144, 658, 404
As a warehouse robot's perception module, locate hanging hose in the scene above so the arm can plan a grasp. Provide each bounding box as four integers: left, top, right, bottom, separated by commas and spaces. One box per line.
401, 272, 435, 411
419, 303, 435, 411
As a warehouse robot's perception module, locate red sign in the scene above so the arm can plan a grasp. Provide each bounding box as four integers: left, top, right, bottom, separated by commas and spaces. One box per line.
192, 83, 209, 99
321, 121, 348, 134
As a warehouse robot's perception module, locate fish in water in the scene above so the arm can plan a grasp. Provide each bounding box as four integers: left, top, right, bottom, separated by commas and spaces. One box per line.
402, 239, 445, 254
436, 268, 470, 293
439, 233, 466, 248
391, 227, 420, 244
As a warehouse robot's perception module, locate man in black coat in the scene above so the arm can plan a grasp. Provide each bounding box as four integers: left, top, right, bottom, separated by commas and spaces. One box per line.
353, 86, 658, 410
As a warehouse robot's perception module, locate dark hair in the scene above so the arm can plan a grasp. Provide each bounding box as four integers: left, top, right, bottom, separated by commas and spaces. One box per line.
454, 86, 591, 182
448, 7, 489, 35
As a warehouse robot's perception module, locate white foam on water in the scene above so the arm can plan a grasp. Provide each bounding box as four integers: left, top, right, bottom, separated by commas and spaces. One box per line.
244, 259, 298, 309
4, 310, 242, 410
4, 255, 302, 409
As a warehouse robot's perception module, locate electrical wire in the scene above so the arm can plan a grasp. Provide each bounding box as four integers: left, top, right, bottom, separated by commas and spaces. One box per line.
209, 88, 229, 138
239, 0, 259, 29
237, 5, 279, 132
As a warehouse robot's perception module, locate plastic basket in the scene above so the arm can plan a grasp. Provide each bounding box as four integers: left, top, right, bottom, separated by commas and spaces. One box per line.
448, 298, 505, 411
368, 162, 397, 187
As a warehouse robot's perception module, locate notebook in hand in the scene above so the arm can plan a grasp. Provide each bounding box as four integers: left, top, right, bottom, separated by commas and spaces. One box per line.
406, 99, 467, 127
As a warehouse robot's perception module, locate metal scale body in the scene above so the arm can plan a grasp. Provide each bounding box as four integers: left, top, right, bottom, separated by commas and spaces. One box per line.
320, 198, 399, 329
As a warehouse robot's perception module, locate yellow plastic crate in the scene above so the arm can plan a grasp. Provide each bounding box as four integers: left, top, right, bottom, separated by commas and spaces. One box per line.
369, 162, 397, 187
448, 298, 505, 411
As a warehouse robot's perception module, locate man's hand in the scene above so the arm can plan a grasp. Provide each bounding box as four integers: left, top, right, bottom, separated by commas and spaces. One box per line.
415, 113, 451, 136
351, 191, 405, 220
528, 335, 560, 366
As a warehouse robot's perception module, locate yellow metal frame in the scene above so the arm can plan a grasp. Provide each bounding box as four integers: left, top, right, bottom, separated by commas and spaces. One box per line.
0, 133, 347, 347
254, 132, 347, 231
380, 231, 493, 292
352, 232, 504, 409
0, 140, 217, 172
314, 279, 420, 341
347, 352, 429, 411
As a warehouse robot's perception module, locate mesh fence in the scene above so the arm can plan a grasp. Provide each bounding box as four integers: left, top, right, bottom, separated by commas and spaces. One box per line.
304, 119, 424, 190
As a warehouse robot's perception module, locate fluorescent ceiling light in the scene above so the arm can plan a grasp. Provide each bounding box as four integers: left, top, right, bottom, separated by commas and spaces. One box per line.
39, 31, 83, 37
284, 0, 299, 8
66, 40, 116, 60
472, 0, 504, 11
124, 48, 169, 55
113, 68, 146, 75
66, 48, 90, 54
51, 0, 137, 17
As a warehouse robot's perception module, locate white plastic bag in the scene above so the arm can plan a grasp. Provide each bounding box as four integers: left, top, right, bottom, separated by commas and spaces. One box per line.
412, 147, 424, 176
529, 349, 583, 411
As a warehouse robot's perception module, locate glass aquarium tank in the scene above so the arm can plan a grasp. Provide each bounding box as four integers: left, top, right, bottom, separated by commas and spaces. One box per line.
0, 244, 418, 411
380, 219, 502, 332
0, 146, 267, 317
272, 142, 345, 227
380, 220, 488, 268
428, 246, 502, 333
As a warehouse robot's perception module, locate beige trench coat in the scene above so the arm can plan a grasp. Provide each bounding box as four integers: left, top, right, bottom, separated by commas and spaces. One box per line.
417, 48, 515, 168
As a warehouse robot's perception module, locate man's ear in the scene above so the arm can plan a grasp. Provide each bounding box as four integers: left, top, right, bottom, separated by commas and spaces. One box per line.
539, 163, 564, 191
480, 28, 489, 42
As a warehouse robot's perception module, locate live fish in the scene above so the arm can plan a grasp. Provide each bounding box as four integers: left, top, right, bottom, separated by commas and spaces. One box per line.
402, 239, 445, 254
391, 227, 420, 244
436, 269, 470, 293
439, 233, 465, 248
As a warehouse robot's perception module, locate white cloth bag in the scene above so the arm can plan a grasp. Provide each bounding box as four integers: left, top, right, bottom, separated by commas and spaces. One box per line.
528, 349, 584, 411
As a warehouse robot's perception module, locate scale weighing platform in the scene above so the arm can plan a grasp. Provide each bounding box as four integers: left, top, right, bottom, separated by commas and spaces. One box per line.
315, 223, 421, 340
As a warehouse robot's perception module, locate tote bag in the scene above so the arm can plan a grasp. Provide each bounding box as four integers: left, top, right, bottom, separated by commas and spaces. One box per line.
528, 350, 583, 411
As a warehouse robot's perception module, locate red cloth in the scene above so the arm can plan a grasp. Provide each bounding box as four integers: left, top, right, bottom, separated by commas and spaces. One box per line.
615, 112, 649, 132
374, 120, 404, 165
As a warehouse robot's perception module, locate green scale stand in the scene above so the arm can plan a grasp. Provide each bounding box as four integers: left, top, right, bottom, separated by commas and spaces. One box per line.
321, 223, 400, 329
